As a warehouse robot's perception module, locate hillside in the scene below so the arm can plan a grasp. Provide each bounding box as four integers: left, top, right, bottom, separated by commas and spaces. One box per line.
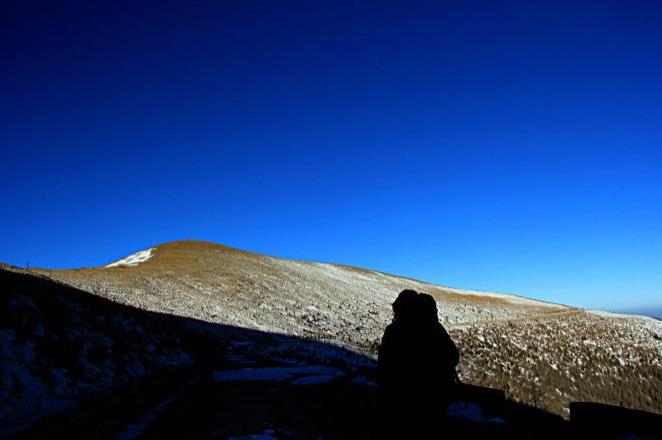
21, 240, 661, 419
31, 241, 567, 349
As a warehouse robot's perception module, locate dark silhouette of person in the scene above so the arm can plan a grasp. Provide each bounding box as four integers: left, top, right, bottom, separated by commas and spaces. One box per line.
377, 289, 459, 437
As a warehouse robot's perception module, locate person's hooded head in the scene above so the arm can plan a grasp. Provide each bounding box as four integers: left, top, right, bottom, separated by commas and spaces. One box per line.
416, 293, 440, 324
392, 289, 418, 323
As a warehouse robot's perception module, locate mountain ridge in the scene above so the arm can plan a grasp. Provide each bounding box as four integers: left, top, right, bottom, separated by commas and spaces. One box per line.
102, 240, 569, 308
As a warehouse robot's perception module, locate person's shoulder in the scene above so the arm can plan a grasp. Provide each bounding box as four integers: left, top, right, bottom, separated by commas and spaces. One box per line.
383, 322, 397, 333
432, 322, 452, 336
382, 322, 401, 338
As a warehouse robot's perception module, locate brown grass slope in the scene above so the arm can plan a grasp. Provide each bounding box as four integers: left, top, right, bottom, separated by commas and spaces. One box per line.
26, 240, 662, 417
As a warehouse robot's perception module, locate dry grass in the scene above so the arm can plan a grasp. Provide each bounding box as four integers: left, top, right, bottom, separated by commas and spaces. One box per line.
20, 240, 662, 418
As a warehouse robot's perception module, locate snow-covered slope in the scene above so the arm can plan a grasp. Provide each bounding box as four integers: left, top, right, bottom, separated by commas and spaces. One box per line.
26, 240, 662, 418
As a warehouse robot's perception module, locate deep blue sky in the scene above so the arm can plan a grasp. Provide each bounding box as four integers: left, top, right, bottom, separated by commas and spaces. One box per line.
2, 1, 661, 310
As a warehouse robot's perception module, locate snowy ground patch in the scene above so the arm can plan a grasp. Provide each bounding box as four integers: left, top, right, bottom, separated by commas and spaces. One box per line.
448, 287, 564, 308
229, 429, 279, 440
105, 248, 156, 268
587, 309, 654, 321
447, 401, 506, 424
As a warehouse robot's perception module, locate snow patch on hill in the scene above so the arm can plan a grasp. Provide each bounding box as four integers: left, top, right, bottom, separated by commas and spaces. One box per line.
587, 309, 654, 321
105, 248, 156, 268
449, 287, 562, 308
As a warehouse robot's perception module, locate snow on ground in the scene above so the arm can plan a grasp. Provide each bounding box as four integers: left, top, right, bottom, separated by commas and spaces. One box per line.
212, 366, 345, 383
448, 287, 563, 308
452, 309, 662, 417
447, 401, 506, 424
105, 248, 156, 268
587, 309, 659, 322
586, 309, 662, 339
229, 429, 279, 440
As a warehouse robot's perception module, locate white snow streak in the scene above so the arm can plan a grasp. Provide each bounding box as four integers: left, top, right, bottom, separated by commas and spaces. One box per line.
105, 248, 155, 268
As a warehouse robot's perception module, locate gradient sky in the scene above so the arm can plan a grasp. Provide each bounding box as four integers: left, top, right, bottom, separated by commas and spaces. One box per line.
2, 0, 661, 310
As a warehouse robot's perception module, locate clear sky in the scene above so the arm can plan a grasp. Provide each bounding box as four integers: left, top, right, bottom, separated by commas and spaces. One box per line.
2, 1, 661, 311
